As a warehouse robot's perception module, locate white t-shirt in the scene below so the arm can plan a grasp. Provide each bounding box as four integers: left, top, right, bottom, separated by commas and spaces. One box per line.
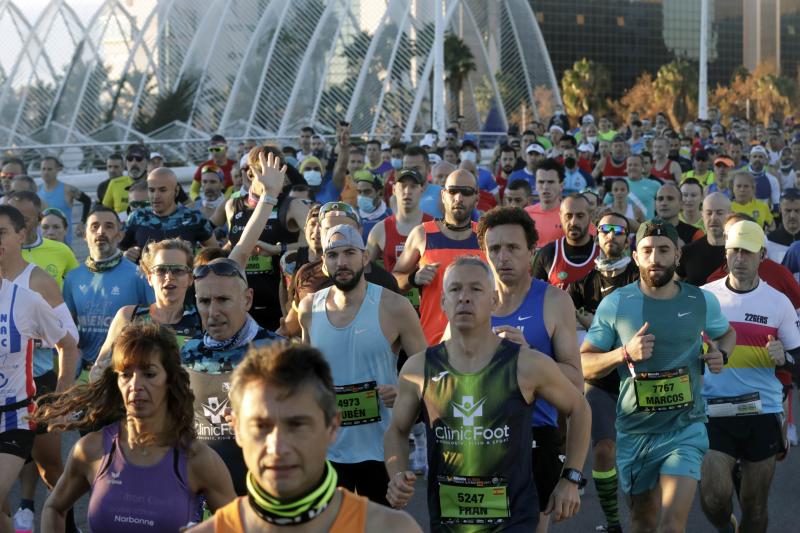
0, 281, 66, 432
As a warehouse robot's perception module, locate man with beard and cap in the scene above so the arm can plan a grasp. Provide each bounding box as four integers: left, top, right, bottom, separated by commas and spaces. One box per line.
581, 219, 735, 533
297, 224, 426, 504
532, 193, 599, 291
102, 145, 163, 220
570, 211, 639, 533
478, 206, 584, 533
393, 169, 485, 346
675, 192, 731, 286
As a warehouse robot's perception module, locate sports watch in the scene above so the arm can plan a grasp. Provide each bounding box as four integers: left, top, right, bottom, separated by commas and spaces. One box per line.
561, 467, 587, 488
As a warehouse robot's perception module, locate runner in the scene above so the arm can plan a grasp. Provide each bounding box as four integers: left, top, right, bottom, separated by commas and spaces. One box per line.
121, 167, 216, 263
0, 208, 78, 533
679, 178, 705, 230
581, 219, 735, 533
674, 192, 732, 286
5, 191, 78, 289
90, 238, 202, 380
478, 206, 584, 533
766, 187, 800, 262
181, 150, 286, 495
63, 205, 152, 382
532, 193, 599, 291
650, 136, 683, 183
353, 170, 391, 241
297, 224, 426, 503
102, 144, 150, 218
385, 256, 591, 531
191, 134, 237, 198
0, 204, 80, 533
699, 220, 800, 533
37, 156, 91, 245
524, 158, 565, 248
188, 342, 421, 532
653, 182, 704, 246
571, 211, 639, 533
37, 323, 236, 532
393, 169, 485, 345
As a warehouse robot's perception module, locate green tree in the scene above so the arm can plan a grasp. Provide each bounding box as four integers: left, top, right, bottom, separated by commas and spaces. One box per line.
560, 58, 611, 120
653, 59, 697, 128
134, 76, 198, 133
444, 32, 476, 117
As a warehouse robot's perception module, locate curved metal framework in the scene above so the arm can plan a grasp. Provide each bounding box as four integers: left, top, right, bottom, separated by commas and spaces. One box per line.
0, 0, 561, 158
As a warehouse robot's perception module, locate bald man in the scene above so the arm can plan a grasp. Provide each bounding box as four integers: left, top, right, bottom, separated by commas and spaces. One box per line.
675, 192, 732, 285
432, 161, 456, 186
121, 168, 216, 262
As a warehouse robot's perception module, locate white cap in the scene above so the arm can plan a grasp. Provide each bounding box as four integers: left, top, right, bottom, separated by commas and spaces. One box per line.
380, 142, 391, 151
428, 153, 442, 164
549, 125, 564, 134
582, 114, 595, 125
750, 145, 768, 157
578, 143, 595, 152
421, 133, 437, 147
149, 151, 163, 160
526, 143, 545, 155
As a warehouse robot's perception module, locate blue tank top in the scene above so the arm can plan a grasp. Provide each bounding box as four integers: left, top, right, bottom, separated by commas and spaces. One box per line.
310, 283, 397, 464
491, 279, 558, 428
38, 181, 72, 245
419, 184, 444, 218
87, 422, 201, 532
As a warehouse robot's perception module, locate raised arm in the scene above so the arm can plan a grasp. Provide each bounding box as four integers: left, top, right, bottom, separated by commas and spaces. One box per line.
331, 124, 351, 191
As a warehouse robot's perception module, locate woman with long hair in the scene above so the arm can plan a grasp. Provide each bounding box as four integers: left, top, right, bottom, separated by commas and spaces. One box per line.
89, 238, 202, 381
36, 322, 235, 532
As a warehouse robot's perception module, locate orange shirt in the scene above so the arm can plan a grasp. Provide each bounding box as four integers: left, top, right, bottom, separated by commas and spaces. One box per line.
525, 203, 562, 248
213, 489, 368, 532
419, 221, 485, 345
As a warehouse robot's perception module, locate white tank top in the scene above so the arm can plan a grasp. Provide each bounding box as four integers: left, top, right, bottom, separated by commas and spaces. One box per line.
10, 262, 36, 289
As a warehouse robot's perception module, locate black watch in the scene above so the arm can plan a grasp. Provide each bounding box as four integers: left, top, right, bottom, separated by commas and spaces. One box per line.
718, 347, 729, 365
561, 468, 586, 488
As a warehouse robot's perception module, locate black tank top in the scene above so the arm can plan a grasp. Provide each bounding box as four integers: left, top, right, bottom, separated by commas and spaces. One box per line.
228, 194, 299, 330
131, 304, 202, 348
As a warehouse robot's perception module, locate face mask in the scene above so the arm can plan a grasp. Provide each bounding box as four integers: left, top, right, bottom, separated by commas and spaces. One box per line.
565, 156, 577, 169
357, 195, 377, 213
587, 136, 598, 145
303, 170, 322, 186
460, 151, 477, 162
391, 158, 403, 170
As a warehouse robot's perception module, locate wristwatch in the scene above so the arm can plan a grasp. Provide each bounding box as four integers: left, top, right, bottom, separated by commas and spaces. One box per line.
561, 468, 587, 488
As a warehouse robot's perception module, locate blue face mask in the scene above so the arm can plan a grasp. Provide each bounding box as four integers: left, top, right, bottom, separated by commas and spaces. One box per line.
303, 170, 322, 186
357, 195, 377, 213
391, 158, 403, 170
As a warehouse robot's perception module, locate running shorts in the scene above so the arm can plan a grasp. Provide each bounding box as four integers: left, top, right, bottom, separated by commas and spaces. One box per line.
706, 413, 784, 462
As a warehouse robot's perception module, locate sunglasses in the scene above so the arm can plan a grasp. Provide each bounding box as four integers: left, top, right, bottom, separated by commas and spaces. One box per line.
128, 200, 150, 210
445, 186, 477, 197
0, 172, 17, 179
151, 264, 191, 277
208, 146, 227, 153
193, 260, 247, 282
201, 165, 222, 174
126, 155, 145, 162
598, 223, 627, 236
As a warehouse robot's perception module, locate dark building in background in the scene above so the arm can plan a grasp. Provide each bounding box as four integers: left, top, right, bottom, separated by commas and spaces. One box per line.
532, 0, 800, 99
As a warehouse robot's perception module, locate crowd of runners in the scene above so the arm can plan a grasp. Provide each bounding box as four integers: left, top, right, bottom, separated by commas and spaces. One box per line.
0, 108, 799, 532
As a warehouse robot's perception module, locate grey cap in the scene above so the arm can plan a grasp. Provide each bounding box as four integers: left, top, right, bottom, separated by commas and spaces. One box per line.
322, 224, 365, 251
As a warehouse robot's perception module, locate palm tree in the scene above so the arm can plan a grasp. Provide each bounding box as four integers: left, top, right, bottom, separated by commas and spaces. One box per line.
561, 58, 611, 120
134, 76, 198, 133
444, 32, 476, 118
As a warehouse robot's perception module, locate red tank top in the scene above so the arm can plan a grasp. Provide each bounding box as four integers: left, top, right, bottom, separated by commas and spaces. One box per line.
651, 159, 675, 181
419, 221, 484, 345
601, 156, 627, 178
383, 213, 433, 272
547, 238, 600, 290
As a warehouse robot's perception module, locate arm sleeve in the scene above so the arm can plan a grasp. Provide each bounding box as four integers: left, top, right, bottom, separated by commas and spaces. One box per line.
77, 191, 92, 222
584, 292, 621, 350
702, 289, 731, 339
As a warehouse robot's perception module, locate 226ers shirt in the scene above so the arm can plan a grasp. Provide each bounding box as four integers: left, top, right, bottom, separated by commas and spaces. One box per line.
0, 281, 66, 432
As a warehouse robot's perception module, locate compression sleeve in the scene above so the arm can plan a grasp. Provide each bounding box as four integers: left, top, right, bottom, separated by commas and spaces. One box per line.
77, 191, 92, 223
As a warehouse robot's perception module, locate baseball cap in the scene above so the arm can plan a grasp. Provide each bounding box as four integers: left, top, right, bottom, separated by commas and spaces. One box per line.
726, 220, 765, 253
352, 170, 383, 187
549, 125, 564, 134
318, 201, 360, 224
694, 149, 709, 161
428, 153, 443, 165
526, 143, 545, 155
611, 134, 626, 144
126, 144, 148, 159
323, 224, 365, 251
635, 218, 679, 248
396, 168, 426, 185
713, 156, 735, 168
750, 145, 768, 157
460, 139, 478, 151
421, 133, 437, 147
582, 114, 595, 125
149, 151, 163, 160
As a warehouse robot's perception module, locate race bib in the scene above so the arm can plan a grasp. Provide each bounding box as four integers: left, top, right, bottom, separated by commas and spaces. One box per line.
707, 392, 762, 417
334, 381, 381, 426
438, 476, 509, 525
245, 254, 272, 274
633, 367, 693, 412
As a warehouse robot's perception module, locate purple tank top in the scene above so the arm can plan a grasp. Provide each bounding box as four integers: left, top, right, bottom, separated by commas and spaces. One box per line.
87, 422, 201, 532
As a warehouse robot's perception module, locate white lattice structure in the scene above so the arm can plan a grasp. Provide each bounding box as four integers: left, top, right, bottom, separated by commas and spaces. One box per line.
0, 0, 560, 161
